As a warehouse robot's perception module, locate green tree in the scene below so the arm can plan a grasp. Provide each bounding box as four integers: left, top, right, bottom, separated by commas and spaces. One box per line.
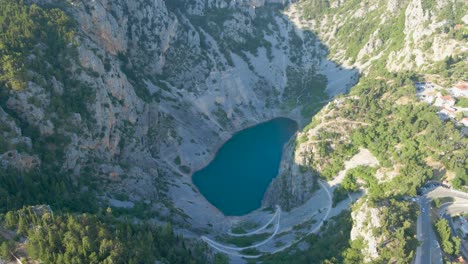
214, 253, 229, 264
435, 218, 458, 255
342, 173, 358, 192
0, 240, 15, 260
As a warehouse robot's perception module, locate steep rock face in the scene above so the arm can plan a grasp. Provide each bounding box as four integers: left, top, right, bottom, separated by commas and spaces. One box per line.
0, 0, 357, 232
263, 138, 317, 210
350, 200, 382, 262
294, 0, 467, 73
387, 0, 466, 71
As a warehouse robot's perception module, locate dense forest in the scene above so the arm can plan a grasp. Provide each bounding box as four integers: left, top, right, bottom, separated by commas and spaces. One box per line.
0, 206, 213, 263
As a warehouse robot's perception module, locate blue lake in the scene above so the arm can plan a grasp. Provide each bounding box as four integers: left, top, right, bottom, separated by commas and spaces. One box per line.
192, 118, 298, 216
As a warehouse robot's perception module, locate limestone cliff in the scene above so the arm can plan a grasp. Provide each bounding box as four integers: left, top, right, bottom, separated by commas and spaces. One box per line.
0, 0, 356, 232
291, 0, 467, 74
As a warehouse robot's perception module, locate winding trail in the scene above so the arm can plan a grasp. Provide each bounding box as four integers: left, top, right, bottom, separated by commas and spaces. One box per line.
202, 180, 334, 258
267, 180, 333, 254
227, 206, 280, 237
202, 206, 281, 251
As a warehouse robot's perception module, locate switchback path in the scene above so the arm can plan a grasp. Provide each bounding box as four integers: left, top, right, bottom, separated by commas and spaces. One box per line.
202, 180, 337, 258
227, 206, 280, 237
202, 206, 281, 251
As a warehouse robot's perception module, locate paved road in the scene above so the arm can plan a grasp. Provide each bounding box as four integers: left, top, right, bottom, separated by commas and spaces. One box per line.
427, 187, 468, 201
416, 196, 443, 264
416, 186, 468, 264
441, 203, 468, 216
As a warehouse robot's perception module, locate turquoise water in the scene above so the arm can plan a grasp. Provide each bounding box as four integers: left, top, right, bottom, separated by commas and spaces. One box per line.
192, 118, 298, 216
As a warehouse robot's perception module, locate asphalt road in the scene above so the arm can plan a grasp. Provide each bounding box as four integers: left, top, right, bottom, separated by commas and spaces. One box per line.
416, 186, 468, 264
416, 196, 443, 264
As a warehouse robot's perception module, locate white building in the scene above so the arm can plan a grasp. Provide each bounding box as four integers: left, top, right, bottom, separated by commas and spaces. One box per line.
438, 106, 456, 120
434, 95, 456, 107
451, 81, 468, 97
462, 117, 468, 127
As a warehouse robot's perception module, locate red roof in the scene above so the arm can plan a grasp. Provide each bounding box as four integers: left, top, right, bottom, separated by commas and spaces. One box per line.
455, 81, 468, 90
440, 95, 455, 101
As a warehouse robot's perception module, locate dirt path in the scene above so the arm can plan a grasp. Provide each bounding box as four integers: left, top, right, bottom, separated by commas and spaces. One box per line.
202, 207, 281, 251
307, 119, 369, 137
202, 180, 334, 257
227, 206, 280, 237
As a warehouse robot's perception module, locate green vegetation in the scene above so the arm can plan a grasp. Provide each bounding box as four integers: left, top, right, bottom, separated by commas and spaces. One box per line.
0, 240, 15, 260
1, 206, 208, 263
0, 0, 95, 120
342, 169, 359, 192
427, 53, 468, 82
292, 218, 317, 231
455, 97, 468, 108
333, 166, 376, 207
231, 221, 260, 234
434, 218, 460, 256
0, 2, 207, 263
332, 186, 349, 207
344, 75, 466, 197
0, 0, 95, 138
240, 247, 261, 256
0, 1, 102, 216
316, 142, 359, 180
0, 167, 97, 213
431, 197, 454, 208
301, 0, 330, 20
377, 199, 418, 262
0, 0, 75, 90
342, 238, 366, 263
221, 233, 271, 247
213, 253, 230, 264
330, 2, 406, 63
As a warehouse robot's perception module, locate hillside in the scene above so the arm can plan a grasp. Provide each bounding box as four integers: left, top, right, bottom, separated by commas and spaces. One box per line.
288, 0, 467, 262
0, 0, 467, 263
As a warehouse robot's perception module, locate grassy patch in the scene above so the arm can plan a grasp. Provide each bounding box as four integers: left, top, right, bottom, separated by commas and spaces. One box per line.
221, 233, 271, 247
231, 221, 260, 234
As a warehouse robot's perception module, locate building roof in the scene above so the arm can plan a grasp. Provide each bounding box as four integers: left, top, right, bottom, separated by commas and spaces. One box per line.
454, 81, 468, 91
462, 117, 468, 125
442, 106, 456, 113
440, 95, 456, 102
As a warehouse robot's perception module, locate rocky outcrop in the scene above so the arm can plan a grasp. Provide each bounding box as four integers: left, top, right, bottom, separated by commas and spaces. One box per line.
294, 0, 467, 73
263, 138, 317, 210
350, 200, 382, 262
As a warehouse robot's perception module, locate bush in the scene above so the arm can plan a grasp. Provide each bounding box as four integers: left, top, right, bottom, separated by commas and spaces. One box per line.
332, 186, 348, 207
0, 240, 15, 260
